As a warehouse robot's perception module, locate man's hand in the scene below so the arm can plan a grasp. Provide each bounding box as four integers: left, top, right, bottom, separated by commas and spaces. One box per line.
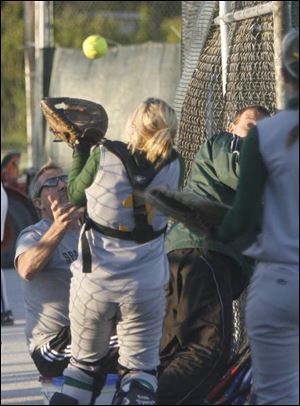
48, 195, 79, 231
16, 198, 79, 281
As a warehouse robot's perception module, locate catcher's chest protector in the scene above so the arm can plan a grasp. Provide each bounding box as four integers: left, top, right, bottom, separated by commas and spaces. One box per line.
82, 140, 178, 272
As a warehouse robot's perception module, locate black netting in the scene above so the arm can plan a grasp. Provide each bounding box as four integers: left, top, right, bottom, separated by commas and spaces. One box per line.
232, 1, 270, 12
177, 11, 223, 180
223, 14, 276, 128
177, 5, 277, 181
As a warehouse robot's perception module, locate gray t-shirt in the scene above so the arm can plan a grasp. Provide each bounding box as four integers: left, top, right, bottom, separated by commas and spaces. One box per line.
14, 219, 79, 353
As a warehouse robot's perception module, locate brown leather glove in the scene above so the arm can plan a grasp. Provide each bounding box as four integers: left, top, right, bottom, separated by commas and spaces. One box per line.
40, 97, 108, 149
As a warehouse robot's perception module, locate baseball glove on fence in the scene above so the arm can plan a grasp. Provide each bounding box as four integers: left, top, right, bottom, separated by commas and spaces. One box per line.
144, 187, 231, 238
40, 97, 108, 148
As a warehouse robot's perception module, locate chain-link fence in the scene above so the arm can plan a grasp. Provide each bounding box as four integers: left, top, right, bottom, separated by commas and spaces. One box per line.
177, 1, 279, 179
223, 10, 275, 129
177, 8, 223, 177
53, 1, 181, 47
231, 0, 269, 11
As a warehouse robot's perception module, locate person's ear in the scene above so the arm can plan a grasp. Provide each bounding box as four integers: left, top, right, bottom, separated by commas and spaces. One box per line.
33, 197, 43, 210
228, 123, 235, 133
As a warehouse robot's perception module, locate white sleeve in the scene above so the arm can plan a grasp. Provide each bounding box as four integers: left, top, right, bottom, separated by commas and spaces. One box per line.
1, 182, 8, 241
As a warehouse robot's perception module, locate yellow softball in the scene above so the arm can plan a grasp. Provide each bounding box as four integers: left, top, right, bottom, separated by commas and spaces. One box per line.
82, 35, 108, 59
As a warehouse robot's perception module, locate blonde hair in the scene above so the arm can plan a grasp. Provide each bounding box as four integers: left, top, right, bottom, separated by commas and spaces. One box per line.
128, 98, 177, 167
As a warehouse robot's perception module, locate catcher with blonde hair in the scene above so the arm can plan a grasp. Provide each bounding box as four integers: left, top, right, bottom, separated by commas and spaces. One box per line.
128, 97, 178, 165
43, 97, 183, 405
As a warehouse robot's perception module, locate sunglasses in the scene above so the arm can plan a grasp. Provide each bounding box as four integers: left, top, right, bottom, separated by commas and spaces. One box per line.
37, 175, 68, 197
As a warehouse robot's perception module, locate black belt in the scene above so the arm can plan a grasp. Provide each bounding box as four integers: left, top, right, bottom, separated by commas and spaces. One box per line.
81, 216, 166, 273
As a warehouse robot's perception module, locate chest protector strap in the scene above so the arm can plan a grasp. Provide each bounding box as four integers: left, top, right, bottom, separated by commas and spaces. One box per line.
81, 140, 178, 273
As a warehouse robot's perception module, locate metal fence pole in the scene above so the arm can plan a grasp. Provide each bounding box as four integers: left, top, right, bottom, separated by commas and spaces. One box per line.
219, 1, 232, 96
24, 1, 35, 168
273, 1, 291, 110
214, 2, 273, 24
33, 1, 53, 167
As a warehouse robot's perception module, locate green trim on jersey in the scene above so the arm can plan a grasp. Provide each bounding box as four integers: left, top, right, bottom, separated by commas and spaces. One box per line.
64, 376, 94, 391
216, 127, 267, 243
178, 154, 185, 188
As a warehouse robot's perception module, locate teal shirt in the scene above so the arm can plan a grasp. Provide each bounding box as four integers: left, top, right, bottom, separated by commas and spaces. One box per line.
184, 132, 241, 205
166, 132, 244, 250
165, 131, 253, 275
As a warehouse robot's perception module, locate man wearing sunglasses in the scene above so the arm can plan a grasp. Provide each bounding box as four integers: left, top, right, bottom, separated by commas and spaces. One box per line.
14, 160, 118, 380
14, 160, 80, 377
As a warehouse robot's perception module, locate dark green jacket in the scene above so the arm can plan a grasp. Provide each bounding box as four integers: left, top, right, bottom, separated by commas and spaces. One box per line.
217, 98, 299, 244
165, 131, 253, 276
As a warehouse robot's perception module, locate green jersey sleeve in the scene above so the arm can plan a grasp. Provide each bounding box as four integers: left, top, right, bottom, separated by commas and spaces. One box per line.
178, 153, 185, 188
68, 147, 100, 207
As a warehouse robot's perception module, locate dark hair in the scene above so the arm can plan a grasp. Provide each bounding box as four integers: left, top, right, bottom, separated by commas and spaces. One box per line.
1, 151, 21, 170
232, 105, 271, 124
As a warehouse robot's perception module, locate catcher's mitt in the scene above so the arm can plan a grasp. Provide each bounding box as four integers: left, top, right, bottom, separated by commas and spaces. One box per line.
40, 97, 108, 148
144, 187, 231, 238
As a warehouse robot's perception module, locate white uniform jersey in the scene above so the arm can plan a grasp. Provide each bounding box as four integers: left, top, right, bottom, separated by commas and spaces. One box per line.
71, 145, 181, 303
244, 109, 299, 265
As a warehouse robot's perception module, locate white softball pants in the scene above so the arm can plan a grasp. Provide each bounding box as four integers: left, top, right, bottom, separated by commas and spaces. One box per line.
69, 272, 166, 373
246, 262, 299, 405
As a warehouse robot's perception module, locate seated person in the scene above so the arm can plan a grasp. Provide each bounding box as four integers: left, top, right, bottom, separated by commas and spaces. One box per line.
158, 105, 270, 405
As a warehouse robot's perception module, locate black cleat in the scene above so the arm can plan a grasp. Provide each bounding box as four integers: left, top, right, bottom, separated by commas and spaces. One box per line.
49, 392, 79, 405
112, 380, 157, 405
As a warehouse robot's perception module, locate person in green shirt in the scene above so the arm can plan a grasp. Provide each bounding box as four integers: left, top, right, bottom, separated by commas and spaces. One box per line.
216, 29, 299, 405
157, 105, 270, 405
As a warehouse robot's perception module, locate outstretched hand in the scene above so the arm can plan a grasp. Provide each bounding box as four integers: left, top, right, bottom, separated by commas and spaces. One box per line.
48, 195, 79, 230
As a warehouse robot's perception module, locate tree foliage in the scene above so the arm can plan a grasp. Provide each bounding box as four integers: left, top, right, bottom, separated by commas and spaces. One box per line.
53, 1, 181, 47
1, 1, 181, 150
1, 1, 26, 149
